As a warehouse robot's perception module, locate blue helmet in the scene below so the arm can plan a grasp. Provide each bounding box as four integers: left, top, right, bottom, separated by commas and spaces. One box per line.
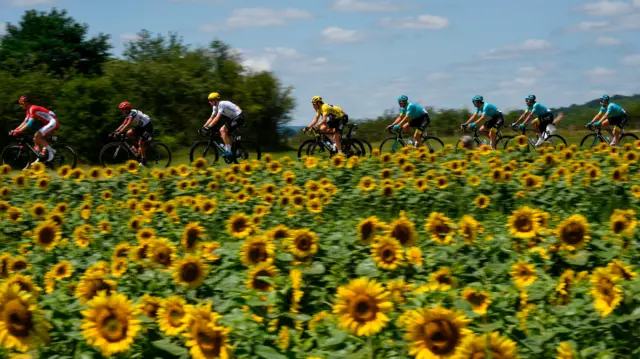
472, 95, 483, 103
600, 94, 610, 102
397, 95, 408, 102
525, 94, 536, 102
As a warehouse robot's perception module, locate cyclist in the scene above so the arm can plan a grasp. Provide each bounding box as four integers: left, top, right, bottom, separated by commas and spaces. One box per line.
461, 95, 504, 150
307, 96, 348, 153
8, 96, 59, 163
111, 101, 153, 166
202, 92, 244, 158
586, 94, 627, 146
386, 95, 430, 147
513, 95, 563, 147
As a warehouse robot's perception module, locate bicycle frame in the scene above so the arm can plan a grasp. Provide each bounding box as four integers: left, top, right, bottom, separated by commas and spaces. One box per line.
586, 125, 617, 147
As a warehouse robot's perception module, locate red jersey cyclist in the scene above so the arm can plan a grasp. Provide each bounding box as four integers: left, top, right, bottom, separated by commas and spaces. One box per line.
9, 96, 59, 163
111, 101, 153, 166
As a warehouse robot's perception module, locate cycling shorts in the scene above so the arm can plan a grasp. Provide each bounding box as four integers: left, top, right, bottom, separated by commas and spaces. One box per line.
327, 114, 348, 133
220, 113, 245, 132
409, 113, 430, 131
34, 118, 59, 136
609, 114, 627, 128
533, 112, 554, 133
484, 113, 504, 131
133, 123, 153, 141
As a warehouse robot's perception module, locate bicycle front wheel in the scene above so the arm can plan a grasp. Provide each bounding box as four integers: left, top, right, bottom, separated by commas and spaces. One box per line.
379, 137, 404, 154
147, 142, 172, 168
99, 142, 132, 167
343, 139, 366, 158
422, 136, 444, 153
579, 134, 602, 150
455, 138, 481, 152
297, 139, 317, 159
50, 144, 78, 169
232, 140, 261, 163
189, 140, 219, 165
354, 138, 372, 157
1, 145, 35, 170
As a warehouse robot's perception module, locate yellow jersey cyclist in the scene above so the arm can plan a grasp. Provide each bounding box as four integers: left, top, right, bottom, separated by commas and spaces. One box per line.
461, 95, 504, 150
202, 92, 245, 158
387, 95, 430, 147
307, 96, 348, 154
513, 95, 564, 147
586, 94, 628, 146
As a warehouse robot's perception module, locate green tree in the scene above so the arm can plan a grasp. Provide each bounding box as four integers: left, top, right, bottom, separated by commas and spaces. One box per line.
0, 8, 111, 76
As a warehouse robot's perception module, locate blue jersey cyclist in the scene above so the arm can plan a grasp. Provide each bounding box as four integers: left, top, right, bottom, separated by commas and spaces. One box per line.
513, 95, 564, 147
586, 94, 628, 146
461, 95, 504, 150
387, 95, 430, 147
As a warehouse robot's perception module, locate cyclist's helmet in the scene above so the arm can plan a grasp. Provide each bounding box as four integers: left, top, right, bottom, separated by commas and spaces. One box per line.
119, 101, 131, 110
397, 95, 408, 102
600, 94, 610, 102
525, 94, 536, 102
311, 96, 323, 104
472, 95, 484, 103
18, 96, 30, 104
208, 92, 220, 101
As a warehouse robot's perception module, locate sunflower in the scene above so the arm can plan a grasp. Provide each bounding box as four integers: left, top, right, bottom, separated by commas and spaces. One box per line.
50, 260, 73, 280
405, 247, 423, 266
357, 176, 376, 192
98, 220, 112, 234
387, 212, 418, 247
73, 224, 93, 248
331, 154, 346, 168
268, 160, 283, 174
306, 198, 323, 213
246, 263, 279, 292
75, 273, 117, 304
380, 184, 394, 198
199, 242, 222, 262
155, 296, 189, 337
32, 221, 60, 251
474, 194, 490, 209
461, 288, 491, 315
240, 236, 275, 266
557, 342, 576, 359
2, 274, 41, 298
403, 306, 471, 358
9, 256, 30, 274
371, 236, 404, 270
414, 177, 429, 191
507, 206, 540, 239
510, 260, 538, 288
611, 164, 628, 182
265, 225, 291, 242
148, 238, 176, 270
609, 209, 636, 237
590, 267, 622, 317
0, 284, 51, 352
456, 332, 518, 359
521, 174, 543, 190
226, 212, 253, 239
606, 259, 637, 280
138, 294, 163, 319
556, 214, 591, 251
112, 244, 130, 261
356, 216, 385, 244
554, 269, 574, 305
435, 176, 449, 189
111, 259, 128, 278
332, 277, 392, 336
127, 216, 144, 232
170, 255, 209, 289
81, 291, 141, 357
182, 303, 232, 359
426, 267, 457, 291
13, 175, 27, 187
386, 279, 414, 304
287, 229, 319, 259
29, 202, 46, 219
458, 215, 481, 245
425, 212, 455, 245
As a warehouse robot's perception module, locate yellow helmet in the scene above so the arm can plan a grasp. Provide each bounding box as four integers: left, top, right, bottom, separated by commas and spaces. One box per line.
311, 96, 323, 104
208, 92, 221, 101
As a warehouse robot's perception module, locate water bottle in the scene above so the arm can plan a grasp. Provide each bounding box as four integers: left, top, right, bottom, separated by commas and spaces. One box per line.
407, 139, 415, 146
605, 136, 611, 143
481, 139, 488, 145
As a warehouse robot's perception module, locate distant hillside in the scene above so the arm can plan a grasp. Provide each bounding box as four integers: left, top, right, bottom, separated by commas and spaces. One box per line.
553, 94, 640, 114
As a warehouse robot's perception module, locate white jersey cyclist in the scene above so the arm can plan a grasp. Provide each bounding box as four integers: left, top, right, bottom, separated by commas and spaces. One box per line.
211, 100, 242, 119
126, 109, 151, 127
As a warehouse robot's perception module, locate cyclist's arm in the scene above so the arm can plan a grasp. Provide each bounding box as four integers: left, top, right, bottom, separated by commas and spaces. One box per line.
513, 111, 528, 125
588, 111, 603, 125
318, 113, 329, 128
390, 114, 403, 126
472, 113, 486, 126
12, 118, 30, 134
464, 112, 477, 125
205, 112, 223, 128
308, 112, 321, 128
396, 113, 410, 126
521, 111, 534, 126
115, 118, 132, 133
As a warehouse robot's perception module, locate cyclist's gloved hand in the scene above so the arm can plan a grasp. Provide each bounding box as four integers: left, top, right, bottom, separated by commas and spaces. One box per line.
519, 123, 525, 129
460, 124, 467, 130
585, 123, 592, 129
594, 121, 601, 127
8, 130, 14, 136
511, 122, 516, 128
469, 123, 476, 129
386, 125, 392, 130
393, 124, 400, 130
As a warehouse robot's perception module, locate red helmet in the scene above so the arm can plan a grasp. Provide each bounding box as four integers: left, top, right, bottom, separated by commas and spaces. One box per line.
118, 101, 131, 110
18, 96, 30, 104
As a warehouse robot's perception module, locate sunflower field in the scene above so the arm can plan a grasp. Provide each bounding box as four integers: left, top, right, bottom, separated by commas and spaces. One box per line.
0, 141, 639, 359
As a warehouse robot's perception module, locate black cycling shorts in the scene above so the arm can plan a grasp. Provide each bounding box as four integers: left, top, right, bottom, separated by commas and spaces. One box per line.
133, 123, 153, 141
609, 114, 627, 128
409, 113, 430, 131
484, 113, 504, 130
220, 113, 245, 132
327, 114, 348, 133
536, 112, 554, 133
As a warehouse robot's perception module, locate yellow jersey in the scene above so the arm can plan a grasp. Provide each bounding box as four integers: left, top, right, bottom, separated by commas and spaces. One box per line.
317, 104, 345, 119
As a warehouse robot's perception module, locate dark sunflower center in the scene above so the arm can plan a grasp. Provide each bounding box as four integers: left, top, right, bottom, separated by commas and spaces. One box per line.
561, 223, 585, 245
252, 270, 272, 291
100, 312, 127, 342
248, 244, 267, 263
514, 215, 533, 232
168, 307, 184, 327
295, 236, 312, 251
197, 328, 223, 356
154, 247, 172, 266
12, 261, 27, 271
467, 293, 486, 306
423, 319, 459, 355
181, 263, 200, 282
391, 224, 410, 245
38, 227, 56, 245
381, 247, 395, 262
4, 299, 32, 337
360, 222, 374, 241
232, 219, 247, 233
612, 220, 626, 234
350, 295, 377, 322
186, 229, 200, 249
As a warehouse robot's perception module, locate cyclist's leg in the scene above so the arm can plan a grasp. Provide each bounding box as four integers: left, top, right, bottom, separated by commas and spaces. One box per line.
411, 114, 429, 146
39, 119, 59, 160
138, 123, 153, 162
609, 116, 623, 145
218, 118, 232, 152
327, 115, 343, 152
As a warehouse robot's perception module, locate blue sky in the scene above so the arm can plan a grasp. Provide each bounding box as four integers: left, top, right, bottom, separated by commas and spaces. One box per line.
1, 0, 640, 125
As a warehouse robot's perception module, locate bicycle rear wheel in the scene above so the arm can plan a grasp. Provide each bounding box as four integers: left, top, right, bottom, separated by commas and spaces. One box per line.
1, 145, 35, 170
422, 136, 444, 153
379, 137, 405, 154
620, 133, 639, 147
146, 142, 172, 168
540, 134, 567, 149
99, 142, 132, 167
232, 140, 261, 163
343, 139, 366, 158
354, 138, 372, 157
50, 144, 78, 169
189, 140, 219, 165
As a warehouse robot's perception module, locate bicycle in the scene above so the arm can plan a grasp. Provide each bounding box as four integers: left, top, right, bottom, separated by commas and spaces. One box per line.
297, 126, 366, 159
502, 124, 567, 151
99, 132, 172, 168
343, 124, 372, 157
379, 125, 444, 154
579, 123, 638, 150
1, 133, 77, 170
455, 126, 504, 152
189, 126, 261, 165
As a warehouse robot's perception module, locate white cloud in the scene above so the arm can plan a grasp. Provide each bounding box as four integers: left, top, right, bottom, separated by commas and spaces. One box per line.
426, 72, 451, 81
498, 77, 537, 89
120, 34, 140, 43
0, 23, 6, 37
621, 54, 640, 66
576, 0, 632, 16
480, 39, 553, 60
8, 0, 53, 6
200, 8, 312, 31
566, 13, 640, 32
587, 67, 616, 76
242, 54, 277, 72
331, 0, 409, 12
265, 47, 302, 58
567, 21, 609, 32
379, 14, 449, 29
321, 27, 366, 44
595, 36, 621, 45
517, 66, 544, 76
634, 0, 640, 6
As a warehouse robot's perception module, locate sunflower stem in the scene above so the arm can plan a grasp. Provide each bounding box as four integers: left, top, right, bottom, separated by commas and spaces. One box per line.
368, 335, 375, 359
